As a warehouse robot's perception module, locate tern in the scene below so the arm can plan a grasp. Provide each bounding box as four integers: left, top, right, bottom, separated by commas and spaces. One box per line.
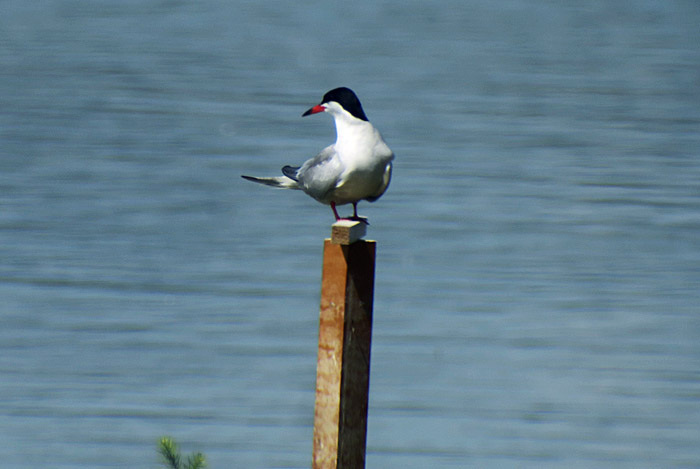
241, 87, 394, 223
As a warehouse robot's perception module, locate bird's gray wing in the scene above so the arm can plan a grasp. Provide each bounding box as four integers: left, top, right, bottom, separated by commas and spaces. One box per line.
295, 146, 343, 202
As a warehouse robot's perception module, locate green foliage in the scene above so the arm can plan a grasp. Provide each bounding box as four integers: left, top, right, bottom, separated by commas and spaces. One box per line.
158, 436, 207, 469
186, 452, 207, 469
158, 437, 181, 468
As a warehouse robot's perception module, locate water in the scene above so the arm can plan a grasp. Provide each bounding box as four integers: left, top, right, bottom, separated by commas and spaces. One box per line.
2, 1, 699, 467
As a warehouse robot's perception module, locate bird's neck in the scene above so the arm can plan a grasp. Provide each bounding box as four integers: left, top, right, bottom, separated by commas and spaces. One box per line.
333, 116, 375, 150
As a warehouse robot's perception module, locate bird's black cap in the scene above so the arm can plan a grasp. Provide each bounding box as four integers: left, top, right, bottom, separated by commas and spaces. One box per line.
320, 87, 369, 121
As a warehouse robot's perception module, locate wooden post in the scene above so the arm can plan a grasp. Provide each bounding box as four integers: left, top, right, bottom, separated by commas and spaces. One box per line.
312, 220, 375, 469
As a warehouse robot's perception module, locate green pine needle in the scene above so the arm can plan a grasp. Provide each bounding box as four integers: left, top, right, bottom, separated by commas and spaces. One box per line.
186, 452, 207, 469
158, 436, 206, 469
158, 437, 182, 469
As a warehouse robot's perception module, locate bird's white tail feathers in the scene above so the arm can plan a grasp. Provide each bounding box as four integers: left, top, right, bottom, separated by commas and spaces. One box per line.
241, 175, 300, 189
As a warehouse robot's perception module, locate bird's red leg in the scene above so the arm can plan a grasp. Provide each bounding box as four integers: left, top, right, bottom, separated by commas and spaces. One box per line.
350, 202, 369, 225
331, 201, 369, 224
330, 201, 341, 221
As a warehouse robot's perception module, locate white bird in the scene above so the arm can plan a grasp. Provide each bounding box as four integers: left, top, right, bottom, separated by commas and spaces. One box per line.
241, 87, 394, 223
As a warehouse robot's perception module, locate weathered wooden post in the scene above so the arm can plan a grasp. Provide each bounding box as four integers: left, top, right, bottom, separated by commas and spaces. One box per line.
312, 220, 375, 469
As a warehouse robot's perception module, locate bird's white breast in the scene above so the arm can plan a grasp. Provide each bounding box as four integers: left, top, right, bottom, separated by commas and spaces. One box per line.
329, 119, 394, 205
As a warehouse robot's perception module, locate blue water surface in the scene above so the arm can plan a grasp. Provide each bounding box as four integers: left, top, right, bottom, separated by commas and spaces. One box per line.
1, 1, 699, 467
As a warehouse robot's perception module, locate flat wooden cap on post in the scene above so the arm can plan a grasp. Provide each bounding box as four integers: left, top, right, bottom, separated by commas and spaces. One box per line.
330, 219, 367, 245
312, 220, 375, 469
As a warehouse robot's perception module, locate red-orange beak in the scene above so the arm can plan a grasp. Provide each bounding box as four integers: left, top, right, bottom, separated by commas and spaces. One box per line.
302, 104, 325, 117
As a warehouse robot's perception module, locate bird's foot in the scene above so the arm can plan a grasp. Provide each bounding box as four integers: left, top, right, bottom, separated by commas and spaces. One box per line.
339, 216, 369, 225
331, 202, 369, 225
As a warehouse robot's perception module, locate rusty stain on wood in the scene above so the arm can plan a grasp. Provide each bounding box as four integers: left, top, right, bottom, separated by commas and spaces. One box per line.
312, 239, 375, 469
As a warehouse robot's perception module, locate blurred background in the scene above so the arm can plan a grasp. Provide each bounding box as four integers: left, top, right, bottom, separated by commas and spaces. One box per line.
1, 0, 699, 467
